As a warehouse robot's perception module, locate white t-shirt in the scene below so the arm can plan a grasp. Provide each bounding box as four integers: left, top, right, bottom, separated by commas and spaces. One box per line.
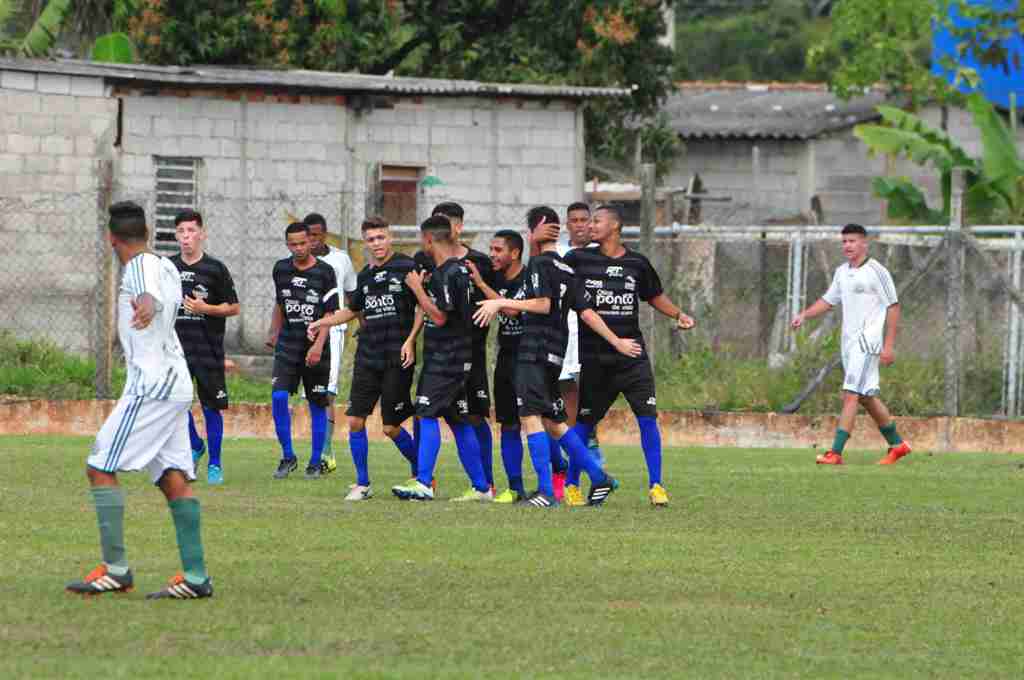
822, 257, 898, 354
119, 252, 193, 402
318, 246, 358, 330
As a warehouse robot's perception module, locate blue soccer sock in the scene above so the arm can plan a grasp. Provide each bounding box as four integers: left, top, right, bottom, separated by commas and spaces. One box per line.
187, 411, 204, 453
271, 390, 295, 459
561, 426, 606, 485
500, 428, 524, 493
453, 422, 489, 492
527, 432, 555, 497
566, 423, 593, 486
349, 428, 370, 486
548, 434, 568, 473
202, 407, 223, 467
390, 427, 418, 476
474, 422, 494, 487
309, 403, 327, 467
637, 416, 662, 487
415, 418, 442, 487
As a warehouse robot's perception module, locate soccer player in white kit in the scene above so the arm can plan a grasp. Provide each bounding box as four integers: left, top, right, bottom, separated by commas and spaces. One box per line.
66, 201, 212, 599
304, 213, 358, 472
791, 223, 912, 465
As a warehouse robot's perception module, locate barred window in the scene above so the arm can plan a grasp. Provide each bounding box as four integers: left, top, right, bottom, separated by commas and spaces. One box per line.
153, 156, 201, 254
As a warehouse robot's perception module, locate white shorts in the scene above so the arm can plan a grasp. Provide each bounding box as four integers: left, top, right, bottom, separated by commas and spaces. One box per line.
841, 344, 880, 397
87, 395, 195, 484
559, 331, 581, 382
327, 326, 345, 395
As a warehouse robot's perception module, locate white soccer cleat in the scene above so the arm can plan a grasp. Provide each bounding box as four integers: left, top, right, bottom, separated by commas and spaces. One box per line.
344, 484, 373, 501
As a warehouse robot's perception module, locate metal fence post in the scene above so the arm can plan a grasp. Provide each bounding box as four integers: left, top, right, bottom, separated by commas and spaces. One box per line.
94, 160, 115, 399
945, 169, 966, 418
640, 163, 657, 367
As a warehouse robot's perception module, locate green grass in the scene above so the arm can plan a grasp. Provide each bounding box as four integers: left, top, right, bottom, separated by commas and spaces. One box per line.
2, 436, 1023, 678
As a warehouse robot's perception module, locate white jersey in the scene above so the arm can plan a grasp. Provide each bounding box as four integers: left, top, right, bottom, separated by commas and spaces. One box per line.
119, 253, 193, 402
822, 257, 898, 354
318, 246, 358, 330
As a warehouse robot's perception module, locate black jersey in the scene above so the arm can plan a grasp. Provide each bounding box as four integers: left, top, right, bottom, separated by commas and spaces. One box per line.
421, 257, 475, 377
170, 253, 238, 369
272, 257, 340, 365
518, 251, 587, 368
348, 253, 418, 369
495, 266, 527, 354
415, 246, 495, 345
564, 247, 663, 364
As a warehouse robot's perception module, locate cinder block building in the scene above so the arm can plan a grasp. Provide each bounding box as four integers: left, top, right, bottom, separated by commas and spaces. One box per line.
0, 58, 625, 354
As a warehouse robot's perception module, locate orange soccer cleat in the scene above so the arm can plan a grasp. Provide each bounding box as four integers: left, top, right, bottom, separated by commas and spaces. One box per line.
815, 451, 843, 465
878, 441, 912, 465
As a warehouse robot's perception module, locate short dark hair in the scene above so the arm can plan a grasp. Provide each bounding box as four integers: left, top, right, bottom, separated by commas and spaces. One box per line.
420, 214, 453, 242
174, 209, 203, 227
108, 201, 147, 243
594, 204, 623, 225
526, 206, 560, 231
493, 229, 524, 259
361, 215, 389, 232
432, 202, 464, 221
285, 221, 309, 237
841, 223, 868, 236
567, 202, 590, 215
304, 213, 327, 230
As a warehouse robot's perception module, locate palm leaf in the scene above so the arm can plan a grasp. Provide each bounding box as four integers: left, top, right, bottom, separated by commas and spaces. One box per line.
19, 0, 72, 57
966, 91, 1024, 214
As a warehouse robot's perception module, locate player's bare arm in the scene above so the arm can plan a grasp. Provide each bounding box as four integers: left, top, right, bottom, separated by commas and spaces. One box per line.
648, 293, 696, 330
791, 299, 833, 329
130, 292, 161, 329
579, 308, 642, 358
464, 259, 500, 301
266, 304, 284, 348
183, 297, 240, 318
405, 269, 448, 327
305, 321, 329, 366
400, 307, 423, 369
306, 308, 357, 340
881, 303, 901, 366
473, 297, 549, 327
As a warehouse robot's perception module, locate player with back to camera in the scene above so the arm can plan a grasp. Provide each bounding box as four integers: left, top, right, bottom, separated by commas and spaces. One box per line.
267, 222, 340, 480
170, 209, 240, 486
791, 223, 912, 465
562, 204, 696, 507
66, 201, 212, 600
306, 217, 421, 500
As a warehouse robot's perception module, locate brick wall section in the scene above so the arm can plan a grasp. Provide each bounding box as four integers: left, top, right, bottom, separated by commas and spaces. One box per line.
0, 72, 116, 354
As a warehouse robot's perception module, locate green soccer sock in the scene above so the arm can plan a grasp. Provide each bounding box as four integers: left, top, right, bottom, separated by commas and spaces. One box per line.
831, 428, 851, 455
879, 423, 903, 446
91, 486, 128, 573
323, 417, 334, 456
168, 498, 208, 585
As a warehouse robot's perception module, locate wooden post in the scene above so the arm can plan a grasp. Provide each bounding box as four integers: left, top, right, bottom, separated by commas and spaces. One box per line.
95, 160, 115, 399
640, 163, 657, 367
945, 168, 966, 419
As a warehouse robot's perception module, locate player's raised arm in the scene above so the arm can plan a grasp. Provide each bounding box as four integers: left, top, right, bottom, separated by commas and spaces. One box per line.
406, 268, 447, 326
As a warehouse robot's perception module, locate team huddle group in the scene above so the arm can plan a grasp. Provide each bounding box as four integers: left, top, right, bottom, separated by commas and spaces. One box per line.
186, 200, 694, 509
65, 197, 912, 599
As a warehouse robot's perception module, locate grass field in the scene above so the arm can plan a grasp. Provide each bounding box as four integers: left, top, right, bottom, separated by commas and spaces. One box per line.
2, 435, 1023, 679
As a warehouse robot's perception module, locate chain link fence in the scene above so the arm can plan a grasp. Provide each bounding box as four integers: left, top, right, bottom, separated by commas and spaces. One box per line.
2, 185, 1023, 420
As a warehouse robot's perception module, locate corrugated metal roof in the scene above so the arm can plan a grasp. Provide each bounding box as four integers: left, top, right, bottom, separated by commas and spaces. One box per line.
0, 57, 631, 100
665, 82, 890, 140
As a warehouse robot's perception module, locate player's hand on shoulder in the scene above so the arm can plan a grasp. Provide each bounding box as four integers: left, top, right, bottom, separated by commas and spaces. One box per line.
464, 260, 482, 285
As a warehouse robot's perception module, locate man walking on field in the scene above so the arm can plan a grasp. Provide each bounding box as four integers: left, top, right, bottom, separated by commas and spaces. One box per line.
792, 223, 912, 465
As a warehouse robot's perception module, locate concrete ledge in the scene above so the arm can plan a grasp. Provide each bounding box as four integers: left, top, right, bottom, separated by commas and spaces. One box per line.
2, 399, 1023, 453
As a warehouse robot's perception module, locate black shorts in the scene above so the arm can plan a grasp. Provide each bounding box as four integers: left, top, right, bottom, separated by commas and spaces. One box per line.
577, 358, 656, 425
415, 369, 470, 421
273, 354, 331, 408
465, 343, 491, 417
187, 361, 228, 410
346, 363, 415, 427
515, 361, 566, 423
493, 350, 519, 426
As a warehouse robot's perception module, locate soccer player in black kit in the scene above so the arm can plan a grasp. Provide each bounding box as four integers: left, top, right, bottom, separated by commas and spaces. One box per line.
414, 202, 499, 492
269, 222, 340, 480
474, 206, 643, 507
171, 210, 239, 485
392, 215, 490, 502
563, 205, 696, 506
307, 217, 421, 500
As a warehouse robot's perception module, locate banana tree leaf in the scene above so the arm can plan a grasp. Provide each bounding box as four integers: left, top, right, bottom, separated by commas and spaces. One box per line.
19, 0, 71, 56
966, 92, 1024, 214
872, 176, 945, 223
874, 105, 975, 168
91, 33, 135, 63
854, 124, 958, 172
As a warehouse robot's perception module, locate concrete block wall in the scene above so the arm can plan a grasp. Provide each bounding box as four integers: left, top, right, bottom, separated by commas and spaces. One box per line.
0, 72, 116, 354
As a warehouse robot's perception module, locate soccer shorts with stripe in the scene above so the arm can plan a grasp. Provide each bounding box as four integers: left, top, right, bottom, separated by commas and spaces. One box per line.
86, 395, 195, 484
577, 357, 657, 425
327, 325, 346, 395
515, 361, 567, 423
493, 350, 520, 426
346, 363, 416, 427
841, 342, 881, 397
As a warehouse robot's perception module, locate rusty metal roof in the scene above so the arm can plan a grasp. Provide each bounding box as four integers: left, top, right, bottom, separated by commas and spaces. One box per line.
0, 57, 631, 100
665, 82, 890, 140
